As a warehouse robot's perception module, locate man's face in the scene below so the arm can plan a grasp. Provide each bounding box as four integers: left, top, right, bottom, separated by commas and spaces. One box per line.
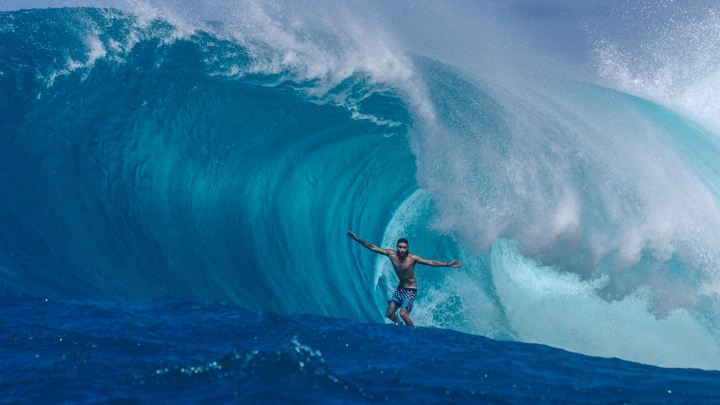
396, 243, 408, 257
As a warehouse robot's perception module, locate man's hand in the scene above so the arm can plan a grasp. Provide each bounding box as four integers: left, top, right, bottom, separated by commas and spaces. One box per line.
448, 260, 463, 268
346, 230, 358, 240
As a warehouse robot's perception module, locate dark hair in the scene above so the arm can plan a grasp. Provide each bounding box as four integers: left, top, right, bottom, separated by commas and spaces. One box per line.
397, 238, 409, 246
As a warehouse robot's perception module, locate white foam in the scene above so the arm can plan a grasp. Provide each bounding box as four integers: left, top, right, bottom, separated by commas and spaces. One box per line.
594, 7, 720, 133
416, 71, 720, 301
491, 239, 720, 370
120, 0, 435, 126
44, 33, 107, 86
376, 199, 720, 369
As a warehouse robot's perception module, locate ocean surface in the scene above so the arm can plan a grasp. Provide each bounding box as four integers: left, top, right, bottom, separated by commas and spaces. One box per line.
3, 3, 720, 403
3, 283, 720, 404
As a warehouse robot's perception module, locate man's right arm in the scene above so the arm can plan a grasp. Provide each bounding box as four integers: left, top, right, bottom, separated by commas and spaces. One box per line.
346, 231, 390, 256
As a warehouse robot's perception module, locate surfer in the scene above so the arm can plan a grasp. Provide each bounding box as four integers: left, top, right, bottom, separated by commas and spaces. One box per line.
346, 231, 462, 326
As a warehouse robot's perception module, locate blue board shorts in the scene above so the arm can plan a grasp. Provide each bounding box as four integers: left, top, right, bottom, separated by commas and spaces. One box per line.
389, 286, 417, 313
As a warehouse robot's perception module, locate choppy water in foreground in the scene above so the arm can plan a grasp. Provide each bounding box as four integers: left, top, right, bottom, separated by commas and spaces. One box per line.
2, 284, 719, 404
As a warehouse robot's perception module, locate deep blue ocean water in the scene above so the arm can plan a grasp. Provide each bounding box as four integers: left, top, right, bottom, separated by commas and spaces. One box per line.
3, 5, 720, 403
3, 283, 720, 404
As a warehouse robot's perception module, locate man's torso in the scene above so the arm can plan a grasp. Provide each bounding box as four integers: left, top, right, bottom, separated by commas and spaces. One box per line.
389, 252, 418, 289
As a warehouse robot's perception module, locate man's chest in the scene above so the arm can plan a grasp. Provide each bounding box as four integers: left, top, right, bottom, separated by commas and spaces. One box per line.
390, 258, 415, 273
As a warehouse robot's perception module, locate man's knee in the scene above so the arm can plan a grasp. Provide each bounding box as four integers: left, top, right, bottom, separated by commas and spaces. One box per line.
399, 309, 410, 319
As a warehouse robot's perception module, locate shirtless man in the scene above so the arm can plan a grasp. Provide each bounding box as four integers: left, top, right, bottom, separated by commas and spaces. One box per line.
346, 231, 462, 326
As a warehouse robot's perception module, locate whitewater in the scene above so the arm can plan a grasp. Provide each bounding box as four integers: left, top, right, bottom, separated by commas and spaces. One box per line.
3, 0, 720, 403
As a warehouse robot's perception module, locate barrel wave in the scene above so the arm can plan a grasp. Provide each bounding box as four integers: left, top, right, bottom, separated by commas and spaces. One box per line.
3, 6, 720, 370
0, 7, 418, 315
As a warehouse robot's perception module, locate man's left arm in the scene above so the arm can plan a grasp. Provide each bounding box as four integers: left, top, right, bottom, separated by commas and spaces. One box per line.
414, 256, 462, 268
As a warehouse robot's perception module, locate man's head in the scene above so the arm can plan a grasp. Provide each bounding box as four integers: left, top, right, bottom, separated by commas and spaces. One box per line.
396, 238, 409, 257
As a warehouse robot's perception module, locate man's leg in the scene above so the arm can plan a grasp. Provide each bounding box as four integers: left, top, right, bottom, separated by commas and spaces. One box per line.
386, 301, 401, 324
399, 308, 414, 326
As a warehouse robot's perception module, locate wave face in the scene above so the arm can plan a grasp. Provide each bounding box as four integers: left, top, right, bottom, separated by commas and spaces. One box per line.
3, 6, 720, 370
0, 8, 415, 321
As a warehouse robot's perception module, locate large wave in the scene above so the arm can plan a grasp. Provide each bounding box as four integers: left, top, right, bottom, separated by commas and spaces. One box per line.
3, 4, 720, 370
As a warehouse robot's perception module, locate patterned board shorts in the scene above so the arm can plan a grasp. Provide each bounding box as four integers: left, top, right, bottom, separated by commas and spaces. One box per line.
389, 286, 418, 314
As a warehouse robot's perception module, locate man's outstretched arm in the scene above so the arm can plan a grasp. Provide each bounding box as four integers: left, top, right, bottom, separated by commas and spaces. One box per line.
346, 231, 391, 256
415, 256, 463, 268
